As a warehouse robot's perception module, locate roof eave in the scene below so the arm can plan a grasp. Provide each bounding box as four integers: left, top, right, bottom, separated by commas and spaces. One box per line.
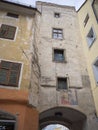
0, 0, 38, 16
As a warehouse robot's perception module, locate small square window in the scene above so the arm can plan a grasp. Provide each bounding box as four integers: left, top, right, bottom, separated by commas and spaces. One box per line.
7, 12, 19, 18
57, 77, 68, 90
86, 27, 96, 47
53, 28, 63, 39
92, 0, 98, 22
0, 24, 16, 40
54, 13, 60, 18
84, 14, 89, 27
93, 58, 98, 84
53, 49, 65, 62
0, 60, 21, 87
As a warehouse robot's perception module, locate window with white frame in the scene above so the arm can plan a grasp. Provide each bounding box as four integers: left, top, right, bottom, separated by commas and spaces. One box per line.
86, 27, 96, 47
52, 28, 63, 39
92, 0, 98, 21
57, 77, 68, 90
0, 60, 21, 87
0, 24, 16, 40
93, 58, 98, 84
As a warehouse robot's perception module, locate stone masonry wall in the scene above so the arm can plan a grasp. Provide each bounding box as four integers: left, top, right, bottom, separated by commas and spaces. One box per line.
29, 2, 98, 129
35, 2, 94, 115
29, 11, 41, 107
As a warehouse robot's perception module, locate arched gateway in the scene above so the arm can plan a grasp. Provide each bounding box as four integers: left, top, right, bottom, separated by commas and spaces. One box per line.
39, 107, 87, 130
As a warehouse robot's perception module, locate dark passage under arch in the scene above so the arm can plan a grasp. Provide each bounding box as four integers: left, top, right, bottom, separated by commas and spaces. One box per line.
39, 107, 87, 130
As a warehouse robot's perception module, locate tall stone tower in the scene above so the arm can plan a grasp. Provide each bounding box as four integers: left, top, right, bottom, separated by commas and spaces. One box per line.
29, 2, 98, 130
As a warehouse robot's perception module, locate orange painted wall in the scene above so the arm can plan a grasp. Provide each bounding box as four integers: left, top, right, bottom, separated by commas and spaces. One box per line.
24, 107, 39, 130
0, 88, 28, 103
0, 88, 39, 130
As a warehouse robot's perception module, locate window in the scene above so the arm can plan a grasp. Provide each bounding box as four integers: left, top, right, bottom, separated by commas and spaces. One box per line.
7, 12, 19, 18
0, 60, 21, 87
53, 49, 65, 62
54, 13, 60, 18
0, 111, 16, 130
57, 77, 68, 90
0, 120, 16, 130
93, 58, 98, 84
0, 24, 16, 40
53, 28, 63, 39
92, 0, 98, 21
84, 14, 89, 27
86, 27, 96, 47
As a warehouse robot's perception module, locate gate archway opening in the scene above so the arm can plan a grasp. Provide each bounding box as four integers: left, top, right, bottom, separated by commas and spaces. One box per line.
39, 107, 87, 130
42, 124, 69, 130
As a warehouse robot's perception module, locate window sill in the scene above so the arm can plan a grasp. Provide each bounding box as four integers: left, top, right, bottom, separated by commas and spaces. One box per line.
53, 60, 67, 63
0, 37, 15, 41
56, 88, 68, 92
52, 38, 64, 40
0, 85, 19, 90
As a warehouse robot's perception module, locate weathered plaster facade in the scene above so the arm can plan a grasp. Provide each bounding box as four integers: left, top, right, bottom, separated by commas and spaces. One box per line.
29, 10, 41, 107
32, 1, 93, 113
0, 1, 39, 130
30, 2, 98, 130
0, 10, 33, 90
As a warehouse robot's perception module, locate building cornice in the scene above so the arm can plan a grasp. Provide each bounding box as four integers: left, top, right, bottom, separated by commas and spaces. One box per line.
0, 0, 38, 16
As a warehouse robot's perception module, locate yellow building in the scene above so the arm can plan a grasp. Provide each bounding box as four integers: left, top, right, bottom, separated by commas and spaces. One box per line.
78, 0, 98, 116
0, 1, 39, 130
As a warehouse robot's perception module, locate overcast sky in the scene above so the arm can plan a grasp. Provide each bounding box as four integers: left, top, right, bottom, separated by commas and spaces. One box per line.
5, 0, 86, 10
42, 124, 69, 130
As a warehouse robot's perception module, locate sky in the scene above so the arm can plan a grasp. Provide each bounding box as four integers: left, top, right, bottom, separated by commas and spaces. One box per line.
42, 124, 69, 130
5, 0, 86, 10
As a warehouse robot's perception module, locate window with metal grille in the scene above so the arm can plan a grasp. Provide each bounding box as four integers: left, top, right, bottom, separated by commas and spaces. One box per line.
0, 60, 21, 87
52, 28, 63, 39
7, 12, 19, 18
54, 49, 65, 62
86, 27, 96, 47
54, 13, 60, 18
0, 24, 16, 40
92, 0, 98, 22
57, 77, 68, 90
